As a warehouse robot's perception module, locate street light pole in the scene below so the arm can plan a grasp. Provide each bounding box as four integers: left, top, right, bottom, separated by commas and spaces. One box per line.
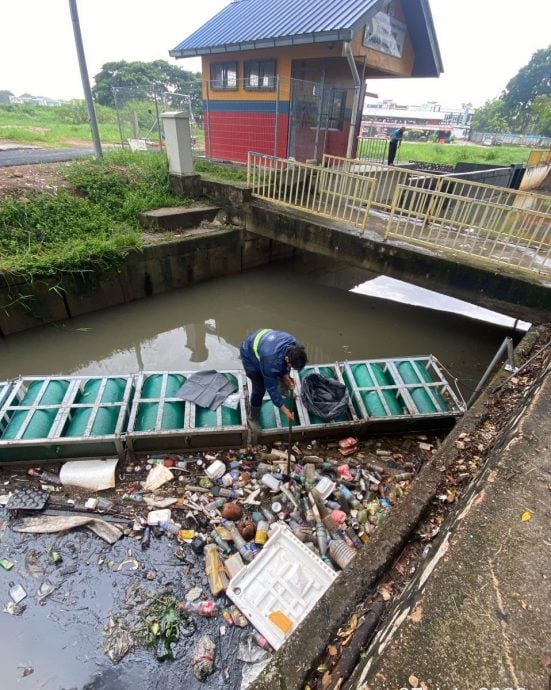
68, 0, 102, 158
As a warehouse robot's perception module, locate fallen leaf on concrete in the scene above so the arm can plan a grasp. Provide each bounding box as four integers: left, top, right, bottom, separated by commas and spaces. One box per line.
337, 613, 358, 646
408, 674, 419, 686
540, 651, 551, 669
408, 606, 423, 623
378, 584, 393, 601
521, 510, 533, 522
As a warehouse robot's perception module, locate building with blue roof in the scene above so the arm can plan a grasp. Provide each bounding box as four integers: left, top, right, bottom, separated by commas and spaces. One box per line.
170, 0, 442, 163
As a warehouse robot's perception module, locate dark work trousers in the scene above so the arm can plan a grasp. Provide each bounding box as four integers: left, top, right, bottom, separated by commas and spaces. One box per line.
388, 139, 398, 165
244, 369, 265, 408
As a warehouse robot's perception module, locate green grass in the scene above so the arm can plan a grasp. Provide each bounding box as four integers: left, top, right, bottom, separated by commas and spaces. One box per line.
394, 142, 534, 167
0, 151, 187, 279
0, 103, 121, 147
193, 159, 247, 182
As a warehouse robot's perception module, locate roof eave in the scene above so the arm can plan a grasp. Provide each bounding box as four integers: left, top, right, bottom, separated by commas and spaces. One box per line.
169, 29, 354, 59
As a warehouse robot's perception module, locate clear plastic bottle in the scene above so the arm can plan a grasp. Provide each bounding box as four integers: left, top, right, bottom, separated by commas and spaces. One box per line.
159, 520, 182, 535
180, 600, 219, 617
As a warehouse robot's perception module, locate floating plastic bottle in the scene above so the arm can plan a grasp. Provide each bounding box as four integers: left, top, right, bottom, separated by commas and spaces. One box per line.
182, 599, 219, 617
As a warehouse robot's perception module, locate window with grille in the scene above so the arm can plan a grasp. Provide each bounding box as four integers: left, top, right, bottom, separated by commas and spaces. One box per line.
244, 60, 277, 90
210, 62, 238, 90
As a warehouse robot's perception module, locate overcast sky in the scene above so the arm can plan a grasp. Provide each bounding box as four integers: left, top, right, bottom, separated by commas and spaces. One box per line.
1, 0, 549, 108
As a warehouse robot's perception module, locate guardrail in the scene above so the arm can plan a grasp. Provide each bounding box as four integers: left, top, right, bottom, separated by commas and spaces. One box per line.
322, 153, 551, 216
248, 152, 375, 230
322, 153, 551, 277
386, 183, 551, 276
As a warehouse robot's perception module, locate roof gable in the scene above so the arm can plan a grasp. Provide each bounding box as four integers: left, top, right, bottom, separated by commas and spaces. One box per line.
169, 0, 443, 77
170, 0, 380, 57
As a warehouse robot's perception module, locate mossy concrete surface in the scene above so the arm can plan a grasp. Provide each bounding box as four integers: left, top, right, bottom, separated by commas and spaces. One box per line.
352, 349, 551, 690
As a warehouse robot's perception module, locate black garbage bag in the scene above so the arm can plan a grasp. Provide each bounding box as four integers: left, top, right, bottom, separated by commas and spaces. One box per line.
300, 373, 349, 421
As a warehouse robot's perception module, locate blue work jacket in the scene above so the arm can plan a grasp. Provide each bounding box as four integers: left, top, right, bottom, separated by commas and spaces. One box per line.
240, 329, 296, 408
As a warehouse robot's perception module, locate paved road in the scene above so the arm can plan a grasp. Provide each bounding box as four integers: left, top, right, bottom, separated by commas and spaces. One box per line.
0, 147, 95, 167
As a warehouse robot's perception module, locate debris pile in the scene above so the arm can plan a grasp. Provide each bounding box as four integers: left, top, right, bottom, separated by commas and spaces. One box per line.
0, 433, 434, 683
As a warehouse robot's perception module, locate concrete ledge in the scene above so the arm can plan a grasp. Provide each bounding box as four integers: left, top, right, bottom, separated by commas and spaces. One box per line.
246, 200, 551, 325
140, 205, 221, 231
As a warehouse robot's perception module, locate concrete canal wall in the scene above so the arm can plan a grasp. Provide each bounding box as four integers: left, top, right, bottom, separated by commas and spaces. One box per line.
0, 198, 293, 337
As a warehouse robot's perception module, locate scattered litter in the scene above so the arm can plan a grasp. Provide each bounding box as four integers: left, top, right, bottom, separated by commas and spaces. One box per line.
0, 558, 14, 571
192, 634, 216, 680
185, 586, 202, 603
6, 487, 48, 512
3, 602, 26, 616
227, 524, 337, 650
142, 464, 174, 492
13, 515, 123, 544
9, 584, 27, 604
59, 458, 118, 491
37, 580, 57, 602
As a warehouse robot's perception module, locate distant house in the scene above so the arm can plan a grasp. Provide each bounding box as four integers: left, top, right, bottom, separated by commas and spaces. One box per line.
170, 0, 442, 163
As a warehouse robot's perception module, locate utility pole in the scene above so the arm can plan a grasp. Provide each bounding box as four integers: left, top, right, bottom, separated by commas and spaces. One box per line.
68, 0, 102, 158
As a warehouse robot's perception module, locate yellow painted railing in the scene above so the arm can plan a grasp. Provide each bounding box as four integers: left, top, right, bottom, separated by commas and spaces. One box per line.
322, 153, 551, 217
247, 152, 375, 230
385, 183, 551, 276
527, 149, 551, 166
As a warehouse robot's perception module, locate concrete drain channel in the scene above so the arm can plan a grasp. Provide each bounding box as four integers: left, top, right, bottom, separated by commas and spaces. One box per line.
0, 327, 546, 689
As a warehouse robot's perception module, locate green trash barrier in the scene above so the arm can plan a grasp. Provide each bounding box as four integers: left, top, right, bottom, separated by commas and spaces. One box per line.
3, 409, 57, 440
64, 406, 121, 437
397, 360, 448, 412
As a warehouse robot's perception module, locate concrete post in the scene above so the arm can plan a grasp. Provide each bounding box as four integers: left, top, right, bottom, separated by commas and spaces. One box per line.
161, 111, 194, 176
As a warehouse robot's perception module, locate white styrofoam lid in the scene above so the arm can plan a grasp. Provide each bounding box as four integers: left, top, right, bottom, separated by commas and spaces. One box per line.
226, 523, 338, 650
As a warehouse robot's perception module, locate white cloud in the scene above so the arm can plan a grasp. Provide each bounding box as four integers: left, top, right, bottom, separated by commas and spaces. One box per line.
1, 0, 549, 107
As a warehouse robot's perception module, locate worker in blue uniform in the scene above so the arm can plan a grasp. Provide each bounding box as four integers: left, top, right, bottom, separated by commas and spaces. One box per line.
240, 328, 308, 424
387, 126, 406, 165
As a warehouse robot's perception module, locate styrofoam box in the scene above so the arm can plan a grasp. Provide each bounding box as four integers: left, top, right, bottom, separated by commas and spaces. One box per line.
226, 523, 338, 650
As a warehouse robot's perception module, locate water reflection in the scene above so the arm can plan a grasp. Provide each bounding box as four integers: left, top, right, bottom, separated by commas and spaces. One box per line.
0, 255, 523, 398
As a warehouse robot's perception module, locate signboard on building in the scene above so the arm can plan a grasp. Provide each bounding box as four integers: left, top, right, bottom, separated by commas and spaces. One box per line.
363, 12, 407, 58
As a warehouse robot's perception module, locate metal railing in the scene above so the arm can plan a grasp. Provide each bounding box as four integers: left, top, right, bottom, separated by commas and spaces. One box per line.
248, 152, 375, 230
323, 153, 551, 216
385, 183, 551, 276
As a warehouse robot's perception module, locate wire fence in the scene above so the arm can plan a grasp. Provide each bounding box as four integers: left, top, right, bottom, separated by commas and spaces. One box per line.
203, 77, 357, 164
112, 87, 197, 152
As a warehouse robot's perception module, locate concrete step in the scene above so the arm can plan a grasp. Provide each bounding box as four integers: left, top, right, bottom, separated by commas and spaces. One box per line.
140, 205, 221, 231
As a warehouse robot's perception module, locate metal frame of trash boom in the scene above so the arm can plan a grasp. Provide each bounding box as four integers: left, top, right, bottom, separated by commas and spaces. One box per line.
0, 357, 466, 462
255, 355, 466, 443
124, 370, 249, 453
0, 381, 11, 411
0, 375, 133, 463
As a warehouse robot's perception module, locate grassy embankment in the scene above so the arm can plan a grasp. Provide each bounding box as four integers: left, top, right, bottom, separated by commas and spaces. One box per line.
0, 102, 204, 149
393, 142, 533, 167
0, 151, 186, 282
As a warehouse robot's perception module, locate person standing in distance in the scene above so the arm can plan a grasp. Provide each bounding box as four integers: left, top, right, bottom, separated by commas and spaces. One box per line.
240, 328, 308, 424
388, 126, 406, 166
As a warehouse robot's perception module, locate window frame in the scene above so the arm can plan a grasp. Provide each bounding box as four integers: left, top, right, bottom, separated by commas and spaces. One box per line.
324, 88, 347, 131
244, 59, 277, 91
209, 61, 238, 91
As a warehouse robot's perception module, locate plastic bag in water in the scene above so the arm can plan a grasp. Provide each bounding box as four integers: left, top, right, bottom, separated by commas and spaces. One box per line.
300, 373, 349, 421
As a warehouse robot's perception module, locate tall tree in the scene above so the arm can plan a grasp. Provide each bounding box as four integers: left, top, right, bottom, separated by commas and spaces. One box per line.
501, 46, 551, 129
471, 98, 508, 133
471, 45, 551, 135
92, 60, 203, 118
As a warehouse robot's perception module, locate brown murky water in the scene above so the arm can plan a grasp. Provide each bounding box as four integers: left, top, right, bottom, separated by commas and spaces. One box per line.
0, 254, 525, 399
